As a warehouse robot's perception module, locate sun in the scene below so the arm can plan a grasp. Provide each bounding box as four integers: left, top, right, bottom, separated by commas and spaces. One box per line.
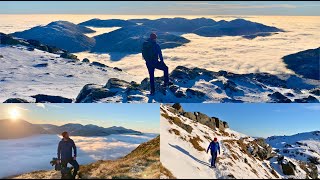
9, 107, 21, 121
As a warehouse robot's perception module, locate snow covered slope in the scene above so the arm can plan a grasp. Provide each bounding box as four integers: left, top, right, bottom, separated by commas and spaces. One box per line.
267, 131, 320, 178
0, 45, 137, 102
160, 104, 319, 179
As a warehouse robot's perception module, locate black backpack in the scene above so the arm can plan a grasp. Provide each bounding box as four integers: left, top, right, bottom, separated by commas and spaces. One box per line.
142, 41, 157, 61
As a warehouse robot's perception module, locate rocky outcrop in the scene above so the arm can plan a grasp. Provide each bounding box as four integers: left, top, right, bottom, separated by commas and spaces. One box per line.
3, 98, 29, 103
76, 84, 117, 103
31, 94, 73, 103
249, 138, 274, 160
172, 103, 184, 113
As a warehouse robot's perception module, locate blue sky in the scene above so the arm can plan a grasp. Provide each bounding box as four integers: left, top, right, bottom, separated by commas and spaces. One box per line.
181, 103, 320, 137
0, 1, 319, 15
0, 104, 159, 133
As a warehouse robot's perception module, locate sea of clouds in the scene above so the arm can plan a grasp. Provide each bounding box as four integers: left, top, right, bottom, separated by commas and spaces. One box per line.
0, 15, 319, 81
0, 133, 157, 178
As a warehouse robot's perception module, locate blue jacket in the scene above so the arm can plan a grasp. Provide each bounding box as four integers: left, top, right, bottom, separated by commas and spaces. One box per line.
148, 38, 163, 62
57, 138, 77, 160
207, 141, 220, 154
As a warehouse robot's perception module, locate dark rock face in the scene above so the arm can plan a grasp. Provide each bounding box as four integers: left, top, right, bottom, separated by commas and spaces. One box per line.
3, 98, 29, 103
79, 18, 136, 27
281, 161, 296, 175
172, 103, 184, 113
294, 95, 319, 103
0, 32, 25, 45
186, 88, 206, 98
12, 21, 96, 53
31, 94, 73, 103
75, 84, 117, 103
268, 92, 292, 103
309, 88, 320, 96
283, 47, 320, 80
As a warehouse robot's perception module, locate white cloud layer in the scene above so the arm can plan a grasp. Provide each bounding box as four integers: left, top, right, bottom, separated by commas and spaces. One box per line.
0, 134, 156, 178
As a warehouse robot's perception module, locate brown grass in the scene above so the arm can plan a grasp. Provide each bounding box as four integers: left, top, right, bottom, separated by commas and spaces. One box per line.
189, 136, 205, 152
270, 169, 279, 178
160, 163, 176, 179
169, 128, 181, 136
161, 113, 193, 134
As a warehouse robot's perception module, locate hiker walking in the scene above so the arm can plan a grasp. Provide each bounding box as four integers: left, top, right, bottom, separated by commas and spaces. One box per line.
207, 137, 221, 168
57, 132, 79, 179
142, 33, 169, 95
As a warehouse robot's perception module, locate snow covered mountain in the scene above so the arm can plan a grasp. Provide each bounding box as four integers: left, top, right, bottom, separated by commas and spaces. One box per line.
160, 104, 319, 179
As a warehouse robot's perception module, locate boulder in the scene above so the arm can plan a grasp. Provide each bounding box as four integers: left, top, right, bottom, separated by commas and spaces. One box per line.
309, 88, 320, 96
0, 55, 3, 58
113, 67, 122, 71
281, 160, 296, 176
174, 90, 187, 98
82, 58, 90, 63
91, 61, 108, 68
3, 98, 29, 103
223, 121, 229, 128
31, 94, 72, 103
214, 118, 225, 131
172, 103, 184, 113
194, 112, 215, 130
250, 138, 273, 160
104, 78, 131, 90
60, 52, 78, 60
268, 92, 292, 103
75, 84, 116, 103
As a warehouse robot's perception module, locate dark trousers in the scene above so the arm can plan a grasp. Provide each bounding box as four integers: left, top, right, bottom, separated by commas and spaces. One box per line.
61, 159, 79, 179
146, 61, 169, 93
211, 152, 218, 167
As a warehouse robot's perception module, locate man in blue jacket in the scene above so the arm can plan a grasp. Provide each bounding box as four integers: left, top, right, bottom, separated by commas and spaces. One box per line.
207, 137, 221, 168
57, 132, 79, 179
142, 33, 169, 95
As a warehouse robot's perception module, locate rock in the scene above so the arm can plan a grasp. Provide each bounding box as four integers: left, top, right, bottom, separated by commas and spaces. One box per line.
0, 55, 3, 58
76, 84, 116, 103
182, 112, 197, 121
104, 78, 131, 90
113, 67, 122, 71
0, 32, 24, 45
31, 94, 72, 103
3, 98, 29, 103
284, 92, 295, 97
27, 47, 35, 51
294, 95, 319, 103
194, 112, 216, 130
169, 85, 179, 93
174, 90, 187, 98
223, 80, 244, 96
39, 45, 49, 52
250, 138, 273, 160
33, 63, 48, 68
309, 88, 320, 96
223, 121, 229, 128
281, 160, 296, 175
186, 88, 206, 98
91, 61, 107, 67
214, 118, 225, 131
268, 92, 292, 103
82, 58, 90, 63
60, 52, 78, 60
172, 103, 184, 113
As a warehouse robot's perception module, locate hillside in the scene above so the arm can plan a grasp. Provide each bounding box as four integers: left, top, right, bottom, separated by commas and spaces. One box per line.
10, 136, 160, 179
12, 21, 96, 52
160, 104, 319, 179
0, 119, 47, 139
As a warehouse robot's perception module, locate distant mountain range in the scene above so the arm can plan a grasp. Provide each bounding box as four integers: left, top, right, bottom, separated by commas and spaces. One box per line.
9, 17, 284, 54
0, 119, 141, 139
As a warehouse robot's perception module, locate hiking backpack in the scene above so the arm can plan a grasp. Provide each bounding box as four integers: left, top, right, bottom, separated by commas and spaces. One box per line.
142, 41, 157, 61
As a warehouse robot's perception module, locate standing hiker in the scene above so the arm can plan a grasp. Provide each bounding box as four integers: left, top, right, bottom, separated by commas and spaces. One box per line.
57, 132, 79, 179
142, 33, 169, 95
207, 137, 221, 168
